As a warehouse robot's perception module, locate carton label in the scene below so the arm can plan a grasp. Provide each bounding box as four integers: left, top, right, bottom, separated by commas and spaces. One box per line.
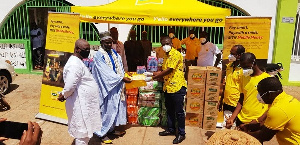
208, 102, 217, 106
209, 73, 219, 77
190, 102, 201, 111
188, 116, 199, 125
192, 73, 204, 81
190, 88, 202, 96
208, 88, 217, 92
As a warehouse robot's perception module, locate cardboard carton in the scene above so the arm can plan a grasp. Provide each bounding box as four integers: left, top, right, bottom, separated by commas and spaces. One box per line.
187, 84, 205, 99
206, 66, 222, 86
188, 66, 207, 85
205, 85, 220, 101
185, 113, 203, 127
202, 115, 218, 130
186, 98, 204, 114
204, 101, 218, 116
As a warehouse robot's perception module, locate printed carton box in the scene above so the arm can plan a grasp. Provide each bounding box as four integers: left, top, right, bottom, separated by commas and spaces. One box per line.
185, 113, 203, 128
187, 84, 205, 99
205, 85, 220, 101
202, 115, 218, 130
204, 101, 218, 116
206, 66, 222, 86
188, 66, 207, 85
186, 98, 204, 114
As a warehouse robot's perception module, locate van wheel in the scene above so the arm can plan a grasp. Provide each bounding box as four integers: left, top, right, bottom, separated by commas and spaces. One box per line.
0, 72, 10, 94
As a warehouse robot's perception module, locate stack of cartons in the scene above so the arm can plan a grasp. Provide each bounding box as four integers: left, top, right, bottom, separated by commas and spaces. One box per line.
203, 66, 221, 130
185, 66, 206, 128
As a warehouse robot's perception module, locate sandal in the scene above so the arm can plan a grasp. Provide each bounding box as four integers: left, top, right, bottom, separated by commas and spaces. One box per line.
102, 136, 113, 144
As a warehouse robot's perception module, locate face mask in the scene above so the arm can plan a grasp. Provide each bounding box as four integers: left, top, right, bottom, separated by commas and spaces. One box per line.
200, 38, 206, 43
243, 68, 253, 77
169, 33, 175, 38
163, 45, 172, 52
257, 91, 278, 104
256, 93, 266, 104
228, 54, 236, 62
190, 34, 195, 38
80, 49, 90, 58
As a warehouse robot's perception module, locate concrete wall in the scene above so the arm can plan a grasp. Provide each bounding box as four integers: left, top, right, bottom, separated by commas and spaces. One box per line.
0, 0, 278, 55
273, 0, 299, 86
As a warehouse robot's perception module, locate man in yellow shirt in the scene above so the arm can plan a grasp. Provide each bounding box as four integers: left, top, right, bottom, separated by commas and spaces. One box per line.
247, 77, 300, 144
145, 36, 187, 144
226, 52, 269, 128
168, 28, 182, 52
219, 45, 245, 112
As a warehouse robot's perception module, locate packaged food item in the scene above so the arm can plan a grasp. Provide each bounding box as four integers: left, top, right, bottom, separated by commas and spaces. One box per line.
137, 66, 146, 74
147, 56, 158, 72
188, 66, 207, 85
142, 116, 160, 126
206, 66, 222, 86
186, 98, 204, 114
128, 114, 138, 124
126, 88, 139, 95
205, 86, 220, 101
139, 81, 163, 91
146, 107, 160, 116
203, 115, 218, 130
127, 105, 138, 115
187, 84, 205, 99
127, 95, 137, 106
139, 92, 161, 100
138, 100, 160, 107
185, 113, 203, 127
204, 101, 218, 116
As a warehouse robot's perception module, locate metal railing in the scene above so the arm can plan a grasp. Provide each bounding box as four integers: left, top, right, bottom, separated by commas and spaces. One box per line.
0, 0, 100, 42
292, 12, 300, 62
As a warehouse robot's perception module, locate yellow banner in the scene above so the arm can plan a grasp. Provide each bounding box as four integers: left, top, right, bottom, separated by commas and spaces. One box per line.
71, 0, 231, 27
36, 13, 79, 123
223, 17, 272, 59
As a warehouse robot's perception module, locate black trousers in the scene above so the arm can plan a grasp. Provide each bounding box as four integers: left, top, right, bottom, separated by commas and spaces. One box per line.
164, 86, 187, 136
223, 103, 236, 113
32, 47, 44, 67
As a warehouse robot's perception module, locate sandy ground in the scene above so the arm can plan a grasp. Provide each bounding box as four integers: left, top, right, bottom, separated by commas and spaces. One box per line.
0, 74, 299, 145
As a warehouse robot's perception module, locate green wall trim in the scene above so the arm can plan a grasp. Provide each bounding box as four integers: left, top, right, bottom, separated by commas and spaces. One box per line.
273, 0, 299, 86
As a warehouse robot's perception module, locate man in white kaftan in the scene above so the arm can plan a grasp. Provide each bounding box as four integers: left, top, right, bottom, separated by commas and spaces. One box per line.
92, 31, 132, 144
58, 39, 102, 145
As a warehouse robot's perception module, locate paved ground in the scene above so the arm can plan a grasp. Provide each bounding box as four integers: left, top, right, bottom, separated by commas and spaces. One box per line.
1, 74, 299, 145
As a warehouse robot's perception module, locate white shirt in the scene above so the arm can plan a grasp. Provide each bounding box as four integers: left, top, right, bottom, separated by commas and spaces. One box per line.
197, 42, 221, 67
62, 55, 102, 138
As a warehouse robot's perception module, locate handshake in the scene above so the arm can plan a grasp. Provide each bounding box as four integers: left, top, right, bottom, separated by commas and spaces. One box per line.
144, 72, 154, 82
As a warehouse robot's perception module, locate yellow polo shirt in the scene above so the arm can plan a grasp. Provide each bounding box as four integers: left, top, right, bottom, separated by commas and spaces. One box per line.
264, 91, 300, 145
181, 37, 200, 60
223, 62, 243, 107
162, 48, 187, 93
172, 37, 182, 51
237, 72, 270, 124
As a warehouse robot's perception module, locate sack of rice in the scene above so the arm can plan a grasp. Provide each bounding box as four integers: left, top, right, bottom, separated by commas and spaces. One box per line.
207, 129, 261, 145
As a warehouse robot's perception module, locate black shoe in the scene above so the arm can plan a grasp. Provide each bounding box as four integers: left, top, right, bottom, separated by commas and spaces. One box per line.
159, 130, 175, 136
173, 134, 186, 144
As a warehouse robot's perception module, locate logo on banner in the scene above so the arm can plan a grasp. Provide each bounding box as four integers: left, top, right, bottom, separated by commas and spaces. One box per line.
136, 0, 163, 5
